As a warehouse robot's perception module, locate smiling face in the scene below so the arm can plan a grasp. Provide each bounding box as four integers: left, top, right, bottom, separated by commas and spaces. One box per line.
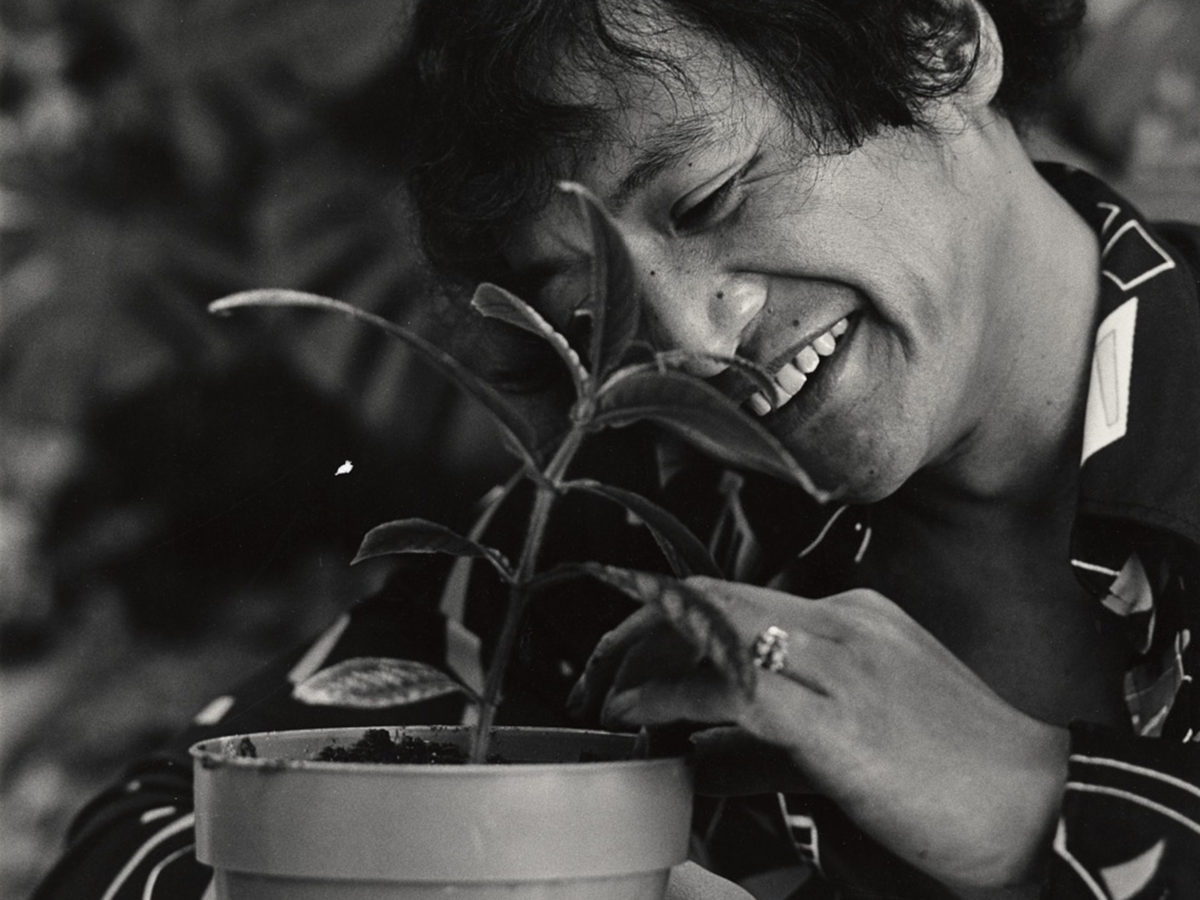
502, 15, 1024, 503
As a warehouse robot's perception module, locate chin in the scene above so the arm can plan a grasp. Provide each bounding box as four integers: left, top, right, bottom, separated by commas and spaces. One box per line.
795, 445, 914, 506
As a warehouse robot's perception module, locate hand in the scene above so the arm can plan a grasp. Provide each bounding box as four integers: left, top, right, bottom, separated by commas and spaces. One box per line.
665, 861, 755, 900
569, 578, 1070, 893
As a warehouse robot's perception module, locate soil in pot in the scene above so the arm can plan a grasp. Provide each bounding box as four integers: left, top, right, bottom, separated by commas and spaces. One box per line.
312, 728, 469, 764
232, 726, 628, 766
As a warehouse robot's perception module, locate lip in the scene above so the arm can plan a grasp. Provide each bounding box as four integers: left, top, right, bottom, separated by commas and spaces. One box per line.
710, 312, 860, 406
762, 315, 853, 378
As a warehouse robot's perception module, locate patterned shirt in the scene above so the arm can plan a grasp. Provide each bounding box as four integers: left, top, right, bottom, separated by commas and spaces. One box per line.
747, 165, 1200, 899
32, 165, 1200, 900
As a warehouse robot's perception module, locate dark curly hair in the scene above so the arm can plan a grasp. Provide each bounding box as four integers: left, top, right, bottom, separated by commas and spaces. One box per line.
391, 0, 1085, 284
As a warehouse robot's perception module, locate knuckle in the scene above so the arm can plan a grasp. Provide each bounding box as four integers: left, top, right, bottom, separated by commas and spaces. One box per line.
846, 587, 887, 608
593, 627, 622, 657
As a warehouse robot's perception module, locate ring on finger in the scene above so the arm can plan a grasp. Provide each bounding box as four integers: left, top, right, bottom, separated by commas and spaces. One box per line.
752, 625, 789, 673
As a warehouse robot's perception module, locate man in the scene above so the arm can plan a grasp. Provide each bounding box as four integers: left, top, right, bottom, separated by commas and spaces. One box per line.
34, 1, 1200, 898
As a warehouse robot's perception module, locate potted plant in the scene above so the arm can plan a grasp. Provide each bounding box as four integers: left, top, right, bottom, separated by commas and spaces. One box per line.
190, 184, 823, 899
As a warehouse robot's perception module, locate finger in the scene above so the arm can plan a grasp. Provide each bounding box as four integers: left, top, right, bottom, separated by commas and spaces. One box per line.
683, 576, 849, 643
665, 861, 755, 900
689, 726, 814, 796
567, 605, 662, 720
604, 646, 843, 785
766, 625, 847, 699
601, 620, 843, 730
695, 631, 840, 752
602, 669, 744, 728
735, 660, 840, 755
609, 621, 705, 697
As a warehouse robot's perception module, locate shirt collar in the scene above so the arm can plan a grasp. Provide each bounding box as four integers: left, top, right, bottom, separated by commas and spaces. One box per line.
1039, 162, 1200, 555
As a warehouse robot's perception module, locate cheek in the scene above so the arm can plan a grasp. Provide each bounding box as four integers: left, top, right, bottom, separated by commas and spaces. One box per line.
869, 238, 981, 350
783, 329, 945, 501
793, 170, 968, 337
743, 206, 940, 342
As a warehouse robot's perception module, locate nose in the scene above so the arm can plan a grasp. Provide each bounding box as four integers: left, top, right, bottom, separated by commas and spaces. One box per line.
637, 258, 768, 377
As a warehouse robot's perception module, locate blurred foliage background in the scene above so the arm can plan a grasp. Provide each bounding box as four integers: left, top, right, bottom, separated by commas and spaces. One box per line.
1, 0, 1198, 896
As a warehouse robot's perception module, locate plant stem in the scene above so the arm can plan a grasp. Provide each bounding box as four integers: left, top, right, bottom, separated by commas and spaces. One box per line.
469, 427, 584, 762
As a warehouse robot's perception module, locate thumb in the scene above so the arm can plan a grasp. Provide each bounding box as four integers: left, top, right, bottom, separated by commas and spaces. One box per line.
665, 861, 755, 900
689, 726, 813, 796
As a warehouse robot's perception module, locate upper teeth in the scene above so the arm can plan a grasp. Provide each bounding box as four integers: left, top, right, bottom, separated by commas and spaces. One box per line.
748, 317, 850, 416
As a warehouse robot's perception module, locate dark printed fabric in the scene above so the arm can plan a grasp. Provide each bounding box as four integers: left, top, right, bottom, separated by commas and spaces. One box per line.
32, 166, 1200, 900
1042, 166, 1200, 899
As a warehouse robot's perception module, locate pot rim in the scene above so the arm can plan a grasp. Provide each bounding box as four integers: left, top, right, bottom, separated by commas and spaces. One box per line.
193, 725, 694, 882
190, 724, 686, 775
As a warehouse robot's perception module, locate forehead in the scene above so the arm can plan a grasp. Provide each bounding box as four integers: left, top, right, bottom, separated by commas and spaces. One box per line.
501, 62, 753, 271
501, 15, 773, 256
498, 8, 788, 280
562, 12, 764, 194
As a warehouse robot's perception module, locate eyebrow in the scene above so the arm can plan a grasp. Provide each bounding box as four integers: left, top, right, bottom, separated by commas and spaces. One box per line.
605, 115, 717, 213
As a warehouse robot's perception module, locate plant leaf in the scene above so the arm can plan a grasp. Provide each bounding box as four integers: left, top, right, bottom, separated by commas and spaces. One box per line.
208, 289, 540, 469
592, 369, 829, 501
352, 518, 514, 581
650, 351, 777, 400
558, 182, 640, 379
561, 479, 721, 578
471, 282, 590, 397
576, 564, 755, 697
292, 657, 470, 708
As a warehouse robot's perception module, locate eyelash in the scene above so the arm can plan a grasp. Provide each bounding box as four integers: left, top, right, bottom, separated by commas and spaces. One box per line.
672, 159, 754, 233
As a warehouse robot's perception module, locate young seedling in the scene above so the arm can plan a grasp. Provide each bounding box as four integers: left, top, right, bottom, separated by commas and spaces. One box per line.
209, 183, 826, 763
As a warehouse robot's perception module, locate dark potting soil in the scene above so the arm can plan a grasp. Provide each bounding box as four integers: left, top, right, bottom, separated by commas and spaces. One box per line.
314, 729, 470, 764
228, 729, 628, 766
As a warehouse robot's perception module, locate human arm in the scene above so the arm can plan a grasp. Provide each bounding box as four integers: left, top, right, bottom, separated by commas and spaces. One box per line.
571, 578, 1200, 897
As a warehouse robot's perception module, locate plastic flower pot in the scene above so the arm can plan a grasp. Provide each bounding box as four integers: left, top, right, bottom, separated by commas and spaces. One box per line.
192, 725, 694, 900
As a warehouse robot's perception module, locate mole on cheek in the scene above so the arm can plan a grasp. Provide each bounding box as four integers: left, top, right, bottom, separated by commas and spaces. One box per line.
792, 319, 801, 328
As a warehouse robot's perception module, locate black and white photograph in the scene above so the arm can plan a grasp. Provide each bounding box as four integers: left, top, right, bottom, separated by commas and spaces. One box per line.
3, 1, 1199, 898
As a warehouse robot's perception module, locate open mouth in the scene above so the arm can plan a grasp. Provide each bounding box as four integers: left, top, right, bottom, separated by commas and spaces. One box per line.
747, 315, 856, 416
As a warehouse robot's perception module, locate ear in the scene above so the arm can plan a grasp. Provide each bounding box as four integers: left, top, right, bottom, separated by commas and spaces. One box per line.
961, 0, 1003, 112
924, 0, 1005, 131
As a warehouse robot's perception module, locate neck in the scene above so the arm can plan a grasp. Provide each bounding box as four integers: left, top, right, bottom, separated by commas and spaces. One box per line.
914, 142, 1101, 519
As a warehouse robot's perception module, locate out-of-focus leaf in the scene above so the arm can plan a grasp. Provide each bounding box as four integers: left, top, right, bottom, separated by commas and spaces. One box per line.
208, 289, 540, 469
558, 182, 640, 379
353, 518, 513, 581
648, 351, 777, 401
471, 282, 588, 396
575, 564, 755, 697
293, 657, 470, 708
592, 370, 829, 501
561, 479, 721, 578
